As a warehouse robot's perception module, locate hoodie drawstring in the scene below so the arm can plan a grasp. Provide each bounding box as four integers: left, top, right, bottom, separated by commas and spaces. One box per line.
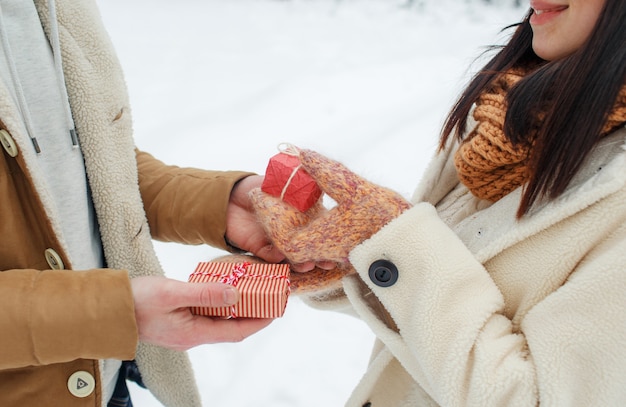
0, 0, 78, 153
47, 0, 78, 148
0, 1, 41, 152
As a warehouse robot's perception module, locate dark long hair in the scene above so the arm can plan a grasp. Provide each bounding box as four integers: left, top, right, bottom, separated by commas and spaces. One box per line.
441, 0, 626, 217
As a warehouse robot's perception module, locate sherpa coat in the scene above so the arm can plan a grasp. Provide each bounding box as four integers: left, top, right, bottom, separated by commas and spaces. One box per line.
0, 1, 250, 406
306, 126, 626, 406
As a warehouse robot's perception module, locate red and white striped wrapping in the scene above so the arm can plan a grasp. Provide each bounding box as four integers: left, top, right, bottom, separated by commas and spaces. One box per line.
188, 262, 291, 318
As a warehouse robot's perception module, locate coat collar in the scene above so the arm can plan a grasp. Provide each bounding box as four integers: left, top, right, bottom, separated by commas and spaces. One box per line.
414, 126, 626, 264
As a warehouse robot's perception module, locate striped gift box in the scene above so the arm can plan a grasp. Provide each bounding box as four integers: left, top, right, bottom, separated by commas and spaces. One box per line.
188, 262, 291, 318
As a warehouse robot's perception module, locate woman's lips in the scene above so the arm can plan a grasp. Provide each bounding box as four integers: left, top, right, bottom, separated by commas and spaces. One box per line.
530, 3, 568, 25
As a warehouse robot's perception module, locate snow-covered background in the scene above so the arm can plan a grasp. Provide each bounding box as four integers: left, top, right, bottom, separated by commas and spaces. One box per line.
97, 1, 523, 405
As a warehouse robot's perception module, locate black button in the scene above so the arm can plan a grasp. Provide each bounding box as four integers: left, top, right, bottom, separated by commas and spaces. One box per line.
368, 259, 398, 287
362, 403, 372, 407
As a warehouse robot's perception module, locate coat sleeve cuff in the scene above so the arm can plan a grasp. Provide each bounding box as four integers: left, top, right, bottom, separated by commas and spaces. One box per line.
348, 202, 504, 336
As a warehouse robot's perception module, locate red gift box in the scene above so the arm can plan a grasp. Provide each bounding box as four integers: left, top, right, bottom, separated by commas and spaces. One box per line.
188, 262, 290, 318
261, 150, 322, 212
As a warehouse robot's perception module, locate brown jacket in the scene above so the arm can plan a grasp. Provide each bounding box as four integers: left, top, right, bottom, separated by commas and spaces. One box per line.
0, 1, 251, 406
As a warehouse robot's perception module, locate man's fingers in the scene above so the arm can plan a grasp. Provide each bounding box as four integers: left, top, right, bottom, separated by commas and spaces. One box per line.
190, 317, 274, 345
290, 261, 317, 273
290, 260, 336, 273
252, 244, 286, 263
164, 316, 274, 350
164, 280, 240, 309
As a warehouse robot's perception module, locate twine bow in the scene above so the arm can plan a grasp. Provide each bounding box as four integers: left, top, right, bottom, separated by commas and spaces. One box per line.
220, 262, 248, 286
219, 262, 249, 318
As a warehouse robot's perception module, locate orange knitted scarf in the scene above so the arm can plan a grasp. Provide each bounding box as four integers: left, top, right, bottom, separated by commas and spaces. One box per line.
454, 71, 626, 202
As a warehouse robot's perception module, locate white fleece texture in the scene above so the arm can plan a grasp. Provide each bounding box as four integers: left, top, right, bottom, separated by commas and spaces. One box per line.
339, 127, 626, 406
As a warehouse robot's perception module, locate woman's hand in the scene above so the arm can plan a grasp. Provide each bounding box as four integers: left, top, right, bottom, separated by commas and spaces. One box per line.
131, 276, 272, 351
249, 149, 411, 268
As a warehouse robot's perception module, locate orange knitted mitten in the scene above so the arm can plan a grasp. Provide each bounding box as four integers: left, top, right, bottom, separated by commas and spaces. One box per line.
250, 148, 411, 270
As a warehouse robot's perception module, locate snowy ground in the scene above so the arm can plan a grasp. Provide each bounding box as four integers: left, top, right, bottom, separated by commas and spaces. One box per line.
97, 1, 524, 405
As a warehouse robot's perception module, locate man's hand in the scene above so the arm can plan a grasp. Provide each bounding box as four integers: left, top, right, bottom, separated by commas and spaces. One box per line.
226, 175, 286, 263
131, 276, 273, 351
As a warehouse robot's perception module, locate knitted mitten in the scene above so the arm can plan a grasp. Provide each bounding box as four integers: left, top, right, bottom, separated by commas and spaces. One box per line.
250, 149, 411, 270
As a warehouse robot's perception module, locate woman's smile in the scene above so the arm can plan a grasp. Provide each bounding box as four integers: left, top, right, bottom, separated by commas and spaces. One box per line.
530, 1, 568, 25
529, 0, 606, 60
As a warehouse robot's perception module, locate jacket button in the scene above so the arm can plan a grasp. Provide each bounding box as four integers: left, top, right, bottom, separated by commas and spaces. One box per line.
368, 259, 398, 287
67, 371, 95, 398
0, 129, 18, 157
44, 248, 65, 270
